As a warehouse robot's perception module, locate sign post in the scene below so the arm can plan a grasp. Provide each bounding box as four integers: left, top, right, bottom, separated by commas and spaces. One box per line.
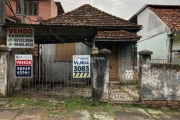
73, 55, 90, 78
15, 54, 33, 78
7, 28, 34, 48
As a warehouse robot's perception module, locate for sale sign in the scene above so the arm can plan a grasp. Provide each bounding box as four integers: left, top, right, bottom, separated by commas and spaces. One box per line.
7, 28, 34, 48
15, 54, 33, 78
73, 55, 90, 78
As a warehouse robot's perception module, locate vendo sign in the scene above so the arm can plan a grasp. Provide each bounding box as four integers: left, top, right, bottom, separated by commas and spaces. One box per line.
7, 28, 34, 48
15, 54, 33, 78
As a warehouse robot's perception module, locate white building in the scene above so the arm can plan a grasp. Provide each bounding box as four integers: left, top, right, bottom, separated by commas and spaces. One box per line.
130, 4, 180, 63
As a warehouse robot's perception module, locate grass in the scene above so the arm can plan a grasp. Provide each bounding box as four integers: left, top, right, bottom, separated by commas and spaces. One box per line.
6, 97, 114, 114
65, 96, 114, 113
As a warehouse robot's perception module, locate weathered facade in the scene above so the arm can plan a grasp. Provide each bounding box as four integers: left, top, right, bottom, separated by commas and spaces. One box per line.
141, 63, 180, 100
139, 50, 180, 106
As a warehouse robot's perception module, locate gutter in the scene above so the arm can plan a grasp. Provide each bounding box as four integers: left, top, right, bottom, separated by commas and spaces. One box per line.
169, 28, 176, 63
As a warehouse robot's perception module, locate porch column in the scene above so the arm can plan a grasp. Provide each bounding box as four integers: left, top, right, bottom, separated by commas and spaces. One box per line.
92, 49, 111, 101
0, 45, 11, 97
138, 50, 153, 101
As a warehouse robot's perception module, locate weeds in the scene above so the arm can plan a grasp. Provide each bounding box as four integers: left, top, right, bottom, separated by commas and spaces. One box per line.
8, 97, 114, 114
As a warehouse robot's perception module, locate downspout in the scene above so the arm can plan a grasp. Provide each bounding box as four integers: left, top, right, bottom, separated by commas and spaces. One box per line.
169, 35, 173, 63
169, 28, 176, 63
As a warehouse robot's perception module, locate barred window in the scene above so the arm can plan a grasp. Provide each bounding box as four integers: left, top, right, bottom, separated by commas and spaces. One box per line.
55, 43, 76, 61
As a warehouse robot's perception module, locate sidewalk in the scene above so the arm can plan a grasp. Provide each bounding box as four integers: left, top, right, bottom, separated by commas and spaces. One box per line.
0, 98, 180, 120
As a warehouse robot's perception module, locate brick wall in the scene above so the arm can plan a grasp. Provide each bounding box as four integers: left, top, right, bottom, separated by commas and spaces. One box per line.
51, 0, 58, 18
143, 100, 180, 108
5, 0, 58, 24
5, 0, 16, 17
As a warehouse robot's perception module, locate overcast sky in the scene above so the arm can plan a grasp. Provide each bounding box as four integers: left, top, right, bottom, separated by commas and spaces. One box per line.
55, 0, 180, 20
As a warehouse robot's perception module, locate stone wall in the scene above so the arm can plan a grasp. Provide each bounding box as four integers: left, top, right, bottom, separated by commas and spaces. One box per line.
141, 63, 180, 101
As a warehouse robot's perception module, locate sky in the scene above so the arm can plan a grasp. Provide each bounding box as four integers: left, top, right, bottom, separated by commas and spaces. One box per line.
55, 0, 180, 20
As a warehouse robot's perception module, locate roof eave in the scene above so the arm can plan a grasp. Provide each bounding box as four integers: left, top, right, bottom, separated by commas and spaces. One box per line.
95, 38, 140, 42
97, 26, 142, 30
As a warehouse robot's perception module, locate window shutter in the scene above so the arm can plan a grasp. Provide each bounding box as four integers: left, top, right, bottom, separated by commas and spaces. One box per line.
55, 43, 76, 61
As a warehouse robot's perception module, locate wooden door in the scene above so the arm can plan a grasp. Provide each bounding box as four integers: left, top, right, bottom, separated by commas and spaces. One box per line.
109, 43, 118, 80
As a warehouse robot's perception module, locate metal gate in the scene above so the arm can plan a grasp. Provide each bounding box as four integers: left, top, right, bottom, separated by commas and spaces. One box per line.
108, 60, 140, 102
10, 55, 92, 98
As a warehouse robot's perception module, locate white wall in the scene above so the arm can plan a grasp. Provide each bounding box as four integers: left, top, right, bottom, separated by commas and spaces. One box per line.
138, 33, 169, 59
137, 8, 171, 60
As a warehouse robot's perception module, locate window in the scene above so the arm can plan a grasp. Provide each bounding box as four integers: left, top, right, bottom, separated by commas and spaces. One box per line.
17, 0, 38, 15
55, 43, 76, 61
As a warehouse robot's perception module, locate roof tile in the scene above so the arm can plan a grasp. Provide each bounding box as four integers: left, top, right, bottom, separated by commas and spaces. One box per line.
95, 30, 141, 40
149, 6, 180, 30
45, 4, 141, 28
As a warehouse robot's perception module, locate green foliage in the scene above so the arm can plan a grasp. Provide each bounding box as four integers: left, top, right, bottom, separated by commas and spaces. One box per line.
8, 97, 114, 114
10, 97, 36, 107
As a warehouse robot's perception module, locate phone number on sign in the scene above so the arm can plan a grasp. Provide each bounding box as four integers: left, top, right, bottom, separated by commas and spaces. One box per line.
14, 43, 33, 46
73, 66, 90, 77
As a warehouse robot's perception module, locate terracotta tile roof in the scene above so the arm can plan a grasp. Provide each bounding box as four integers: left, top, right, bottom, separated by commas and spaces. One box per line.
95, 30, 141, 40
149, 6, 180, 30
45, 4, 141, 29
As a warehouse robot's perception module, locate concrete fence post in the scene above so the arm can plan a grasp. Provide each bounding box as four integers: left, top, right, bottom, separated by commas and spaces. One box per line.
92, 49, 111, 101
0, 46, 11, 97
138, 50, 153, 101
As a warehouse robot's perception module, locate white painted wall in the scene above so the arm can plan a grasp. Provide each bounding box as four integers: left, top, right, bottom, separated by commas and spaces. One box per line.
137, 8, 171, 60
138, 32, 169, 59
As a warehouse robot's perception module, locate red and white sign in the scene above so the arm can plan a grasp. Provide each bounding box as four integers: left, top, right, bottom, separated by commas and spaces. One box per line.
15, 54, 33, 78
15, 60, 32, 66
7, 28, 34, 48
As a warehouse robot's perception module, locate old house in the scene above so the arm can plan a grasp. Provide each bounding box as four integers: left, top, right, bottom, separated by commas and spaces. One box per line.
130, 5, 180, 63
2, 2, 142, 102
44, 4, 141, 84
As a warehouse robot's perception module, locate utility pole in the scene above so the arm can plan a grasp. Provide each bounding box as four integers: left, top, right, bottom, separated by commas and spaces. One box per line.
20, 0, 25, 23
0, 0, 5, 38
0, 0, 5, 25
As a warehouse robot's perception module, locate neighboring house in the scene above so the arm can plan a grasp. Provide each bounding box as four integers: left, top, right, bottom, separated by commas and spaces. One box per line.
130, 5, 180, 63
44, 4, 141, 82
5, 0, 64, 24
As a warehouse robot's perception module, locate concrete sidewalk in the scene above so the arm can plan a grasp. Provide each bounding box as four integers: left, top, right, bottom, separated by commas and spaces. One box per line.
0, 107, 180, 120
0, 98, 180, 120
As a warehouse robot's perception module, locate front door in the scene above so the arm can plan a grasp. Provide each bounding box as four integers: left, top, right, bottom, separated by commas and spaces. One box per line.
109, 42, 118, 80
97, 42, 118, 80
